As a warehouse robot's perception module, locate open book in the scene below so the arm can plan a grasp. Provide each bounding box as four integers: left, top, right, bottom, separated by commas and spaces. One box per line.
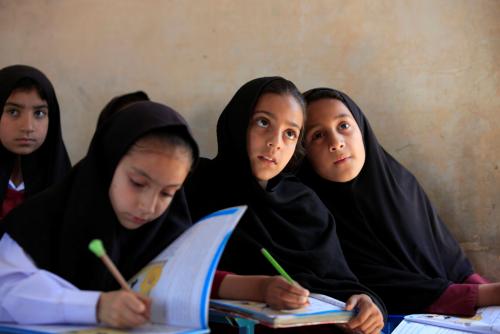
392, 306, 500, 334
210, 292, 354, 328
0, 206, 247, 334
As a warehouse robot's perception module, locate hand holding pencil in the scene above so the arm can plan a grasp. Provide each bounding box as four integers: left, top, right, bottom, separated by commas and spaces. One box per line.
89, 239, 151, 328
261, 248, 310, 310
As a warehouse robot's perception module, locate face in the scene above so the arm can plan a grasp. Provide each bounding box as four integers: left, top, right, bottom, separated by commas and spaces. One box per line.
0, 88, 49, 155
304, 98, 365, 182
109, 139, 191, 230
247, 93, 303, 182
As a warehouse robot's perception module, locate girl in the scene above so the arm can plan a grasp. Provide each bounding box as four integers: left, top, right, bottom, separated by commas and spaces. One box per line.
298, 87, 500, 316
185, 77, 385, 334
0, 65, 71, 219
0, 100, 307, 328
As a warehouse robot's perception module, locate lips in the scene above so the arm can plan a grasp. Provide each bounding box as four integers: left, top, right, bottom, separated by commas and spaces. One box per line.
130, 215, 147, 225
15, 138, 36, 144
258, 155, 277, 165
334, 155, 350, 164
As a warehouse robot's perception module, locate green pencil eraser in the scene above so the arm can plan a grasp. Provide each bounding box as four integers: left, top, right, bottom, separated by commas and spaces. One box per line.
89, 239, 106, 257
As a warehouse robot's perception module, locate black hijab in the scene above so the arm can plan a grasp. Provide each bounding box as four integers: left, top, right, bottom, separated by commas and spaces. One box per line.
96, 90, 150, 129
185, 77, 386, 312
298, 88, 473, 314
0, 65, 71, 209
2, 101, 199, 292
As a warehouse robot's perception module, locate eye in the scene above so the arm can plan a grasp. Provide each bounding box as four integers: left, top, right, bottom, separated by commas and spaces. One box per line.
129, 178, 145, 189
284, 129, 298, 140
5, 108, 20, 117
311, 131, 324, 141
255, 118, 269, 128
338, 122, 351, 131
34, 109, 48, 119
160, 191, 175, 198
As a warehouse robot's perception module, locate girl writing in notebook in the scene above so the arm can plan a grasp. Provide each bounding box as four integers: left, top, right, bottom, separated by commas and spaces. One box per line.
185, 77, 385, 334
298, 87, 500, 316
0, 99, 309, 328
0, 65, 71, 220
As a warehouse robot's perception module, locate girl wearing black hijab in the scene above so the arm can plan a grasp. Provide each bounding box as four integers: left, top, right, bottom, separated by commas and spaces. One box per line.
298, 88, 500, 316
0, 65, 71, 219
0, 97, 312, 328
0, 100, 199, 327
185, 77, 385, 334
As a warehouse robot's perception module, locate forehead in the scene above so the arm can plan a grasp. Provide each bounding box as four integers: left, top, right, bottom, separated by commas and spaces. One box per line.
6, 88, 45, 102
306, 99, 354, 124
128, 138, 191, 163
121, 145, 191, 182
253, 93, 304, 126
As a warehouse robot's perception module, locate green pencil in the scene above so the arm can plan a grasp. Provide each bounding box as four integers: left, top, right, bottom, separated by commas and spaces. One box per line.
261, 248, 294, 284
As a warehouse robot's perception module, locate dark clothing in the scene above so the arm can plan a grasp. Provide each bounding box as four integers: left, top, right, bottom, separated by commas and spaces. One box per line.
298, 88, 474, 314
2, 101, 199, 292
185, 77, 386, 314
0, 187, 24, 219
0, 65, 71, 214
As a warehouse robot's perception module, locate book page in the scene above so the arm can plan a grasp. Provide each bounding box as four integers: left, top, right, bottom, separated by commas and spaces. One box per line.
309, 293, 346, 309
392, 320, 474, 334
129, 206, 246, 329
211, 294, 350, 319
0, 323, 209, 334
404, 306, 500, 334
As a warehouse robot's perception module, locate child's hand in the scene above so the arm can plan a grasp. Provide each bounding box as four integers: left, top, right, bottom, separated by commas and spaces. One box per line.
262, 276, 309, 310
344, 294, 384, 334
97, 290, 151, 328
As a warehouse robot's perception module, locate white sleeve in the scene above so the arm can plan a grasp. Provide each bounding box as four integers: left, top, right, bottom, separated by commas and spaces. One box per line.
0, 233, 100, 324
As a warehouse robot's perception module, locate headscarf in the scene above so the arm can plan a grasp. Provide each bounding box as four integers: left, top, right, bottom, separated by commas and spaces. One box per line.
2, 101, 199, 291
298, 88, 473, 313
0, 65, 71, 208
185, 77, 386, 311
96, 90, 150, 129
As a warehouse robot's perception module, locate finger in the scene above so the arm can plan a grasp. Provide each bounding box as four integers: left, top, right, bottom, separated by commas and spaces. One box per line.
347, 308, 371, 329
278, 288, 309, 306
277, 283, 309, 300
345, 294, 360, 311
125, 293, 147, 313
117, 307, 149, 328
288, 281, 310, 296
136, 294, 152, 318
365, 320, 384, 334
357, 315, 377, 333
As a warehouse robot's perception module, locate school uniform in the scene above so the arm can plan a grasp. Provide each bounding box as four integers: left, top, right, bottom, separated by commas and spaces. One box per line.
0, 181, 24, 219
0, 101, 199, 324
298, 88, 486, 316
185, 77, 386, 319
0, 65, 71, 219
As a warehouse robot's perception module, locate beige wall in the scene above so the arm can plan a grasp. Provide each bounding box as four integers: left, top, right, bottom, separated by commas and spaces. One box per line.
1, 0, 499, 279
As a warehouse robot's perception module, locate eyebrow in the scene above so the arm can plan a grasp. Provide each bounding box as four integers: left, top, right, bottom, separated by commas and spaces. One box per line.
306, 112, 354, 130
253, 110, 301, 129
4, 102, 49, 109
131, 167, 182, 188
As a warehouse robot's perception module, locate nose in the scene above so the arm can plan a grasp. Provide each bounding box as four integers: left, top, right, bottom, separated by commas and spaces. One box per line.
21, 114, 35, 133
266, 131, 281, 150
328, 134, 345, 152
138, 192, 157, 216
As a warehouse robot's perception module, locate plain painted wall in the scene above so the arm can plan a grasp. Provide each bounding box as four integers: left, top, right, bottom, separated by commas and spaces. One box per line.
1, 0, 499, 280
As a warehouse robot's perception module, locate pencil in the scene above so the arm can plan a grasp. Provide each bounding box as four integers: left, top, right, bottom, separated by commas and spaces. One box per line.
261, 248, 294, 284
88, 239, 131, 292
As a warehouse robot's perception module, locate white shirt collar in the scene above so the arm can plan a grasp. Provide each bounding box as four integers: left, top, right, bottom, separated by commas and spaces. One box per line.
8, 180, 25, 191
